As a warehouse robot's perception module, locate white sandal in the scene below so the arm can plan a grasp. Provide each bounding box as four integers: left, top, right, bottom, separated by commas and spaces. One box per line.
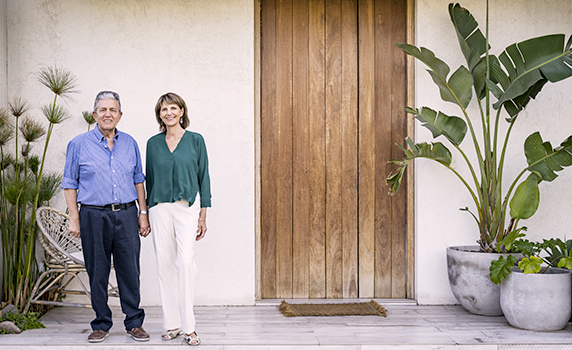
184, 332, 201, 346
161, 328, 183, 340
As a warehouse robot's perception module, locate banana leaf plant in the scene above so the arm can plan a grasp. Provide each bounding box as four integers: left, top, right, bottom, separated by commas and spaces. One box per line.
386, 2, 572, 253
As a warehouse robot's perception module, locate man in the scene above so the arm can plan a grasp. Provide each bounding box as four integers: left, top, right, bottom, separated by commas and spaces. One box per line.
62, 91, 151, 343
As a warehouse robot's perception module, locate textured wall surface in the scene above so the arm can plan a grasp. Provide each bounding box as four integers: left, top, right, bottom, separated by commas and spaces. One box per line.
0, 0, 6, 106
5, 0, 255, 306
415, 0, 572, 305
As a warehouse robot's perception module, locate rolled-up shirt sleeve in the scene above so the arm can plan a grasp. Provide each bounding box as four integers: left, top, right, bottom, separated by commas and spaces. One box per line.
61, 140, 80, 189
132, 139, 145, 184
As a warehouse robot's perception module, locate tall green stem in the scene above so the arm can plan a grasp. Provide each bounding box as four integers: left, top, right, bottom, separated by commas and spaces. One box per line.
22, 94, 58, 295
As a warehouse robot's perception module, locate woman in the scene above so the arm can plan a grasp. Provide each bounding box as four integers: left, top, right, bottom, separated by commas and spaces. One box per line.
145, 92, 211, 346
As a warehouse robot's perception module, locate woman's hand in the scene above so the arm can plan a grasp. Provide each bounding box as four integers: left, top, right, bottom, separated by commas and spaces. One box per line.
196, 208, 207, 241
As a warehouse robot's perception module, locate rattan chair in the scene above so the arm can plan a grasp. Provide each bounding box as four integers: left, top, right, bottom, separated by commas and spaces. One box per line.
25, 206, 118, 311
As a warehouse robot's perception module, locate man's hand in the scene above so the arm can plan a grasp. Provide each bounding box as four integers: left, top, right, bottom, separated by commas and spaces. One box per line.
138, 214, 150, 237
69, 215, 81, 238
64, 189, 81, 238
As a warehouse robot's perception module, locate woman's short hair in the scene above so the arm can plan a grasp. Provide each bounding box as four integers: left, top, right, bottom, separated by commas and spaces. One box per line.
154, 92, 189, 132
94, 91, 122, 113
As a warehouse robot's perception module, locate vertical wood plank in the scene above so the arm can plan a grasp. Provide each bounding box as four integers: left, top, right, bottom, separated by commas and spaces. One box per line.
260, 0, 412, 300
390, 0, 408, 298
308, 0, 326, 298
341, 0, 358, 299
358, 0, 376, 299
275, 0, 294, 298
255, 0, 262, 300
292, 0, 310, 298
260, 0, 277, 299
374, 0, 393, 297
325, 0, 343, 298
406, 0, 416, 299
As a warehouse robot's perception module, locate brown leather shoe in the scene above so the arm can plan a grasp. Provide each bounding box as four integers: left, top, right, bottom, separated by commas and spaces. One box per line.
126, 326, 150, 342
88, 329, 109, 343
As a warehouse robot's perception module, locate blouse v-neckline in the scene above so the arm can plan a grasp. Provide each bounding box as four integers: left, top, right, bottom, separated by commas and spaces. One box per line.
165, 130, 187, 154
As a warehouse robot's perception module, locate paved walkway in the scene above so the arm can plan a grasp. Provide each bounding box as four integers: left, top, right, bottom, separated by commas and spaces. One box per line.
1, 299, 572, 349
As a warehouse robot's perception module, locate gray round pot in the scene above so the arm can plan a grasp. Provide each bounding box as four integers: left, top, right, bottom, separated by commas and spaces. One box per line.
447, 245, 508, 316
500, 267, 572, 331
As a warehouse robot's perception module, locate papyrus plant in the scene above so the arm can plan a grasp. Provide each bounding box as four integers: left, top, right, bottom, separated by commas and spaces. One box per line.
1, 66, 77, 311
386, 2, 572, 253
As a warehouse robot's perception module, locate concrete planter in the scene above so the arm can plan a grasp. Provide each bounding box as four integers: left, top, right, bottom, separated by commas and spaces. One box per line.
446, 245, 508, 316
500, 267, 572, 331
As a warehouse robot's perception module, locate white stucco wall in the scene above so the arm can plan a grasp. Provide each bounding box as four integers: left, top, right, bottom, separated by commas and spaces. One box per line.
415, 0, 572, 305
6, 0, 255, 306
0, 0, 6, 106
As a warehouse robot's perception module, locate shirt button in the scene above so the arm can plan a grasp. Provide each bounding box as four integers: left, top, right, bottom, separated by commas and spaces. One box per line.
112, 170, 115, 172
114, 184, 116, 187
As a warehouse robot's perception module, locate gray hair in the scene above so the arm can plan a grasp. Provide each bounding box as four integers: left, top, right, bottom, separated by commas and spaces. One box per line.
93, 91, 122, 113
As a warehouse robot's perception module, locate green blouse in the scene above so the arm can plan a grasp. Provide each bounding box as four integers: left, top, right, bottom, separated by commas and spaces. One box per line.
146, 131, 211, 208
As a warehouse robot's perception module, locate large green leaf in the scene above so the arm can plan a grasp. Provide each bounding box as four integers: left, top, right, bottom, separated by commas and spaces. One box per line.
509, 173, 540, 220
491, 34, 572, 112
558, 257, 572, 270
405, 107, 467, 146
518, 256, 543, 274
490, 255, 518, 284
473, 55, 500, 100
386, 139, 452, 195
525, 132, 572, 182
396, 43, 473, 108
448, 3, 487, 71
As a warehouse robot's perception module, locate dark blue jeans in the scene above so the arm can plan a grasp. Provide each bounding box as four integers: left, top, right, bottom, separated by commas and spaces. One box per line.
79, 205, 145, 331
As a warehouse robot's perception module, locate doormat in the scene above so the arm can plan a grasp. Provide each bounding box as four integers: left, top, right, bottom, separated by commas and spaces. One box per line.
279, 300, 387, 317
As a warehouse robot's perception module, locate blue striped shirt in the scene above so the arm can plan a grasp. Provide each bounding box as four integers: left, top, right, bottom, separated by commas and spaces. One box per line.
61, 125, 145, 206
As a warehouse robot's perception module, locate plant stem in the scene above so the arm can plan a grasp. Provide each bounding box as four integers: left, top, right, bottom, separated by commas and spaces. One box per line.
22, 93, 58, 298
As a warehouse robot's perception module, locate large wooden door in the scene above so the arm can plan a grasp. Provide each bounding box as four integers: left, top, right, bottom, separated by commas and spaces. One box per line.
260, 0, 410, 299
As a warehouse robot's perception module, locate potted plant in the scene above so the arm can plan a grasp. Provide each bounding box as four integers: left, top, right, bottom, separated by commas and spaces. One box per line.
490, 238, 572, 330
386, 2, 572, 315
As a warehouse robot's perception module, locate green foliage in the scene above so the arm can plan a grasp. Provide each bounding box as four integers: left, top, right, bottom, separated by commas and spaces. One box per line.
19, 117, 46, 143
82, 110, 95, 123
525, 133, 572, 182
38, 66, 78, 98
490, 238, 572, 284
489, 255, 518, 285
387, 2, 572, 252
1, 66, 77, 312
509, 173, 540, 221
0, 311, 45, 333
405, 107, 467, 146
38, 171, 63, 206
7, 98, 30, 118
41, 104, 70, 125
387, 140, 452, 195
496, 227, 526, 253
518, 256, 543, 274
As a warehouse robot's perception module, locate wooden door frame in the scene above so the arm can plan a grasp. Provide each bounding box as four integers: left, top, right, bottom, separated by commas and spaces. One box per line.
254, 0, 416, 300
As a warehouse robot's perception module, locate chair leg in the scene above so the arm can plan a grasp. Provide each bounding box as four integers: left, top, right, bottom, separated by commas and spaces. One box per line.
25, 270, 61, 312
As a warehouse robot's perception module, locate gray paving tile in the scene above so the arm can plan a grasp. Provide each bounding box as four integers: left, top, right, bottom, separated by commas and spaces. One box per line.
3, 304, 572, 348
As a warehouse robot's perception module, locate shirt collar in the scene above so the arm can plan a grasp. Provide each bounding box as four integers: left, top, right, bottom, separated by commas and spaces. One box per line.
93, 124, 120, 141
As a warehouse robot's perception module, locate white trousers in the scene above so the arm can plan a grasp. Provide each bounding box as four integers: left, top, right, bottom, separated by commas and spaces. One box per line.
149, 198, 200, 334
